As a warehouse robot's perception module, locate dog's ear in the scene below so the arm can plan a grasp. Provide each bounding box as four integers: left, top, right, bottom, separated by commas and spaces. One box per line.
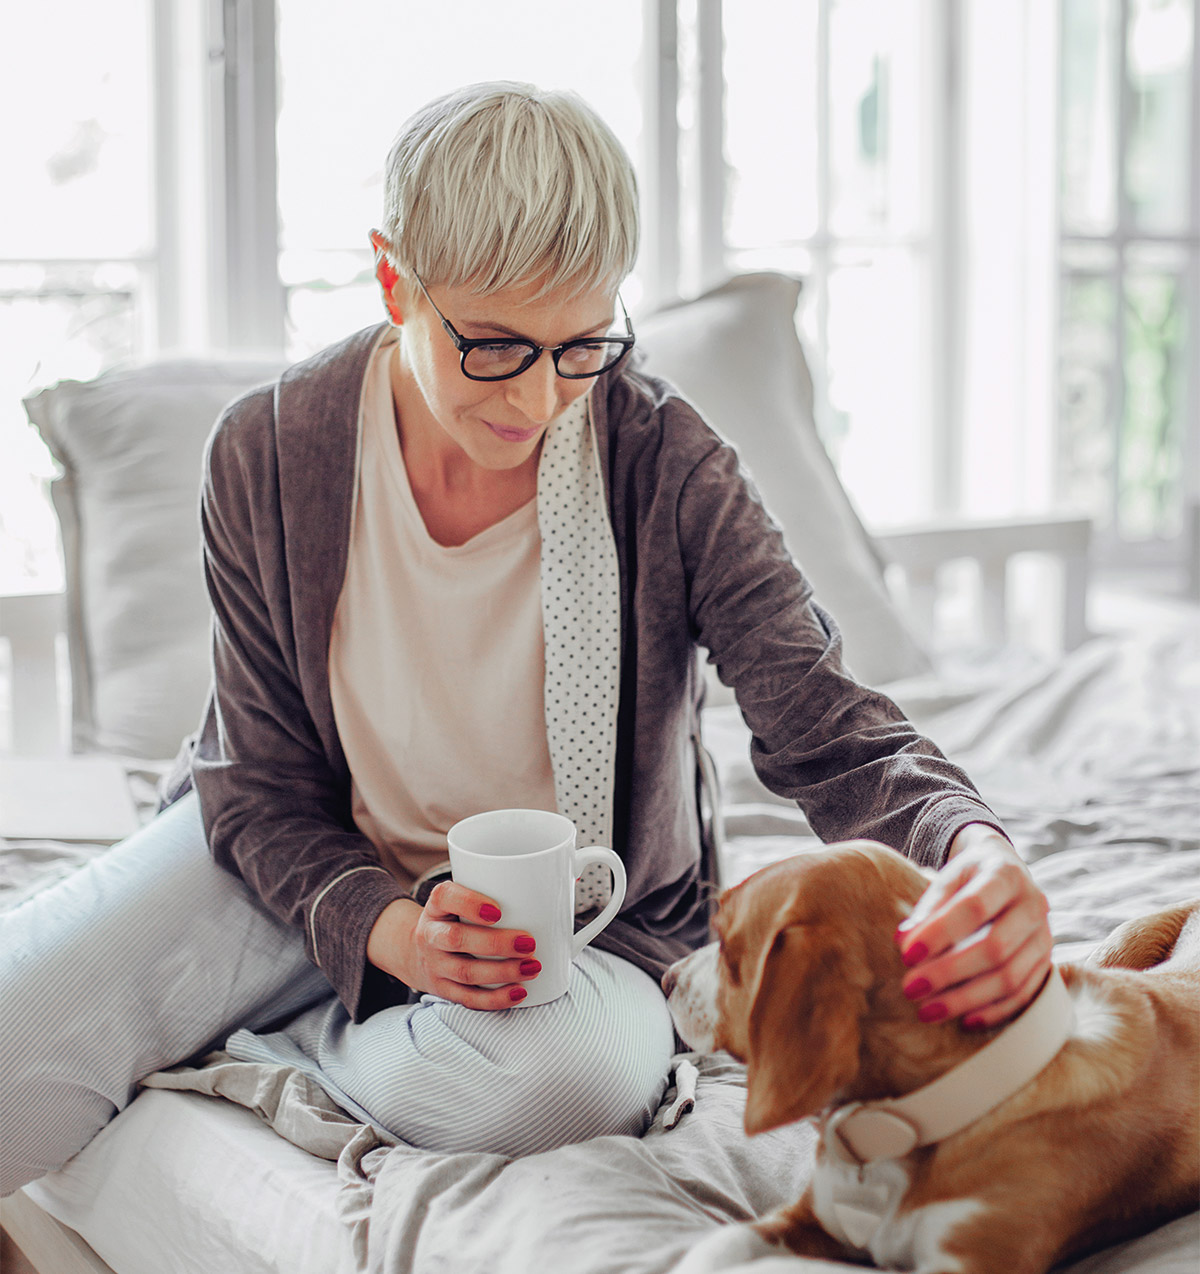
742, 923, 867, 1136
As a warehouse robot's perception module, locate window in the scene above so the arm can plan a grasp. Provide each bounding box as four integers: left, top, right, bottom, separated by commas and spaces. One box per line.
6, 0, 1196, 593
718, 0, 1196, 569
1058, 0, 1198, 567
0, 0, 156, 593
275, 0, 647, 361
719, 0, 939, 526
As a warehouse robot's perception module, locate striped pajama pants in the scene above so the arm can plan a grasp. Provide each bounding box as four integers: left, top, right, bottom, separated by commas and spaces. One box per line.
0, 793, 675, 1196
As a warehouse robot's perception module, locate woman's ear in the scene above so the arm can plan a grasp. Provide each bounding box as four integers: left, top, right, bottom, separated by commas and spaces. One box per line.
369, 230, 404, 326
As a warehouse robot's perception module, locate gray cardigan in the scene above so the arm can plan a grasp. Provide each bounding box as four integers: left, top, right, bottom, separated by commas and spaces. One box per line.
164, 323, 1004, 1021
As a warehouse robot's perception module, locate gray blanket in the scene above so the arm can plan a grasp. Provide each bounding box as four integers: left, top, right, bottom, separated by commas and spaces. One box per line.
140, 627, 1200, 1274
144, 1051, 817, 1274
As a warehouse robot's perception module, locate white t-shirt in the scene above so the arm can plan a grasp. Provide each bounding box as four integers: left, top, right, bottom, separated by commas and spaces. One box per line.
328, 339, 565, 889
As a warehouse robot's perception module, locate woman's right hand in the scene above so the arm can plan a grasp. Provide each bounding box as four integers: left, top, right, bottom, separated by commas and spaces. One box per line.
366, 883, 541, 1009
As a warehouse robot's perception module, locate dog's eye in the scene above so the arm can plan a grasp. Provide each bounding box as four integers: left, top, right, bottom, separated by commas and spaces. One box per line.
720, 947, 742, 987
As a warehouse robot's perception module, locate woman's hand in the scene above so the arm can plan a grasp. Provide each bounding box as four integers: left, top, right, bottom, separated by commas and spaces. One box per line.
894, 823, 1053, 1030
366, 882, 541, 1009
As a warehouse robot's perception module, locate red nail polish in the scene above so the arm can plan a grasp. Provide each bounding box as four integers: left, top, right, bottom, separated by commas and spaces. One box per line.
479, 904, 502, 923
963, 1014, 987, 1031
509, 986, 527, 1003
904, 977, 932, 1001
514, 935, 536, 954
520, 960, 541, 977
902, 941, 928, 968
918, 1002, 948, 1023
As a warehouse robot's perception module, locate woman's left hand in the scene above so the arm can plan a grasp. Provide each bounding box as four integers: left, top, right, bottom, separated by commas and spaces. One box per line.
894, 823, 1053, 1030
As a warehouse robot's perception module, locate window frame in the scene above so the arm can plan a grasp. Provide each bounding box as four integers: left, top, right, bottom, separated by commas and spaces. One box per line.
208, 0, 287, 354
1055, 0, 1200, 572
712, 0, 947, 524
13, 0, 1196, 586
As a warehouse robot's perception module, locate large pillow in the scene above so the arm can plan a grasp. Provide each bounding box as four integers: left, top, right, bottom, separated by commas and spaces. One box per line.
637, 273, 930, 687
24, 273, 923, 759
25, 359, 284, 758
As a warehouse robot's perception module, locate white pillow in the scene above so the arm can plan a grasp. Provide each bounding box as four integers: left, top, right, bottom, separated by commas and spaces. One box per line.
25, 359, 284, 758
24, 273, 924, 759
638, 273, 930, 687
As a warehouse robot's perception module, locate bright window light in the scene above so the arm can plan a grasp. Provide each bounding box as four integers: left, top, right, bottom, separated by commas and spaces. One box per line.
0, 1, 154, 594
275, 0, 645, 360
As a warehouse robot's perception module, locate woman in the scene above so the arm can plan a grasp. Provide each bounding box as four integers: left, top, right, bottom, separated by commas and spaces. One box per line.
1, 82, 1051, 1192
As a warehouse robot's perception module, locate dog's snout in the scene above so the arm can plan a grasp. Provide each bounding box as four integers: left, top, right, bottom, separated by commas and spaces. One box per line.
661, 944, 720, 1054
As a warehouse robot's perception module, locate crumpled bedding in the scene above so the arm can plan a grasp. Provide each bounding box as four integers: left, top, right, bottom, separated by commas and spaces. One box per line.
139, 1043, 1200, 1274
134, 625, 1199, 1274
143, 1051, 817, 1274
712, 630, 1200, 950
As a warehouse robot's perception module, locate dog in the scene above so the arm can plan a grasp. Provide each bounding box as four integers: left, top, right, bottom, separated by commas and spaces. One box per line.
664, 841, 1199, 1274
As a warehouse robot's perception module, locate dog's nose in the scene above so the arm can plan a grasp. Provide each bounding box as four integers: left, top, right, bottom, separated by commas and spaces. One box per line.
661, 965, 678, 997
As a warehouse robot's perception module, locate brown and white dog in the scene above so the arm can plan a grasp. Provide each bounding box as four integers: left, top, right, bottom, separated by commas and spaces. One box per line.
664, 841, 1199, 1274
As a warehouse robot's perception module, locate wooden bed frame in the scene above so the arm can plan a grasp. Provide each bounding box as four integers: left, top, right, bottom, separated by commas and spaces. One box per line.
0, 512, 1092, 1274
875, 513, 1092, 654
0, 513, 1092, 760
1, 1190, 113, 1274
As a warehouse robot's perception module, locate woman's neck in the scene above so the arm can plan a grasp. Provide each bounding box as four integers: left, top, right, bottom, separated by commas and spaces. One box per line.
389, 365, 539, 548
404, 447, 539, 548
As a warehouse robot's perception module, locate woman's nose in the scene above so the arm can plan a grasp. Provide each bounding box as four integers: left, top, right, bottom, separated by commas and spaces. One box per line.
505, 352, 560, 424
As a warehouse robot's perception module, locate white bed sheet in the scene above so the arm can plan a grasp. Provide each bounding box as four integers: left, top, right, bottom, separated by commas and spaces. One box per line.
18, 1061, 1200, 1274
8, 623, 1200, 1274
23, 1088, 356, 1274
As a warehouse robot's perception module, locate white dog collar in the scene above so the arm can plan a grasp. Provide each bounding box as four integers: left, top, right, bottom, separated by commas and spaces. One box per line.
827, 966, 1074, 1166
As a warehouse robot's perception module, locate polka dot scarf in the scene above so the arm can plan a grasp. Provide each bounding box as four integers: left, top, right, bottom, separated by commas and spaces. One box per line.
537, 395, 621, 912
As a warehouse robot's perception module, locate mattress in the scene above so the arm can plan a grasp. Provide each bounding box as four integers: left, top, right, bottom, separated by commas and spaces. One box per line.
7, 624, 1200, 1274
23, 1090, 355, 1274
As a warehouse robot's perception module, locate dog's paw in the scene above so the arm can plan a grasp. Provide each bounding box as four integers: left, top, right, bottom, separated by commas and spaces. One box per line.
669, 1222, 855, 1273
668, 1223, 780, 1273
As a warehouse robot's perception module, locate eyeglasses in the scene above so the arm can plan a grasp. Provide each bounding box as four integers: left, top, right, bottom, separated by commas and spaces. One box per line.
412, 272, 635, 382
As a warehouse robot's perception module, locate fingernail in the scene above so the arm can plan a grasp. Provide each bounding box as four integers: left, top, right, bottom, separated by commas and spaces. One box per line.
963, 1014, 987, 1032
918, 1001, 948, 1023
904, 977, 932, 1001
479, 904, 502, 923
514, 935, 536, 954
509, 986, 527, 1003
902, 941, 928, 968
520, 960, 541, 977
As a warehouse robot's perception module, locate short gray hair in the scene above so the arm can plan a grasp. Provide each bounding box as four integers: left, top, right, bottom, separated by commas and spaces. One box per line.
380, 82, 639, 297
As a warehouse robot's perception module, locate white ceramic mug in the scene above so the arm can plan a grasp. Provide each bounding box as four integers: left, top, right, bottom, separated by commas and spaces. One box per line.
447, 808, 627, 1008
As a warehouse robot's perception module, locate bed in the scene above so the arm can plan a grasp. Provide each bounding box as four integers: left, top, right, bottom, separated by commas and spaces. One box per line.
2, 273, 1197, 1274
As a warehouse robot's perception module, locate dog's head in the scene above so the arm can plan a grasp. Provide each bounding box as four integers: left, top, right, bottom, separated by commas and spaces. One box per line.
665, 840, 931, 1136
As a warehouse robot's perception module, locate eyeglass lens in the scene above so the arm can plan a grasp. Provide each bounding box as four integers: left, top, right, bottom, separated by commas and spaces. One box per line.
463, 339, 629, 381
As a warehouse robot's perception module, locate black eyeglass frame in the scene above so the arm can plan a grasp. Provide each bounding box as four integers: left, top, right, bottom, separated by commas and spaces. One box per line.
412, 272, 636, 382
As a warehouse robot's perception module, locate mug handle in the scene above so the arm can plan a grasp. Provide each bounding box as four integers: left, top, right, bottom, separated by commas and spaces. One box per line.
571, 847, 627, 956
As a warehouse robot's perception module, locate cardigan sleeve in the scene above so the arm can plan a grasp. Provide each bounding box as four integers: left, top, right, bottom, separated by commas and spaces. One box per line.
675, 439, 1006, 869
189, 397, 410, 1022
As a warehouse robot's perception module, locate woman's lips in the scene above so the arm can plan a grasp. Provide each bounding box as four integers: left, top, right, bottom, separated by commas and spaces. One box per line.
486, 419, 542, 443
